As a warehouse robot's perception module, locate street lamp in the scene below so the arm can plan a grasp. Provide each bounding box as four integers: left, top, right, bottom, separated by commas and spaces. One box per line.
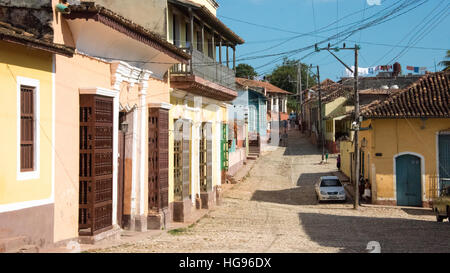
120, 121, 129, 134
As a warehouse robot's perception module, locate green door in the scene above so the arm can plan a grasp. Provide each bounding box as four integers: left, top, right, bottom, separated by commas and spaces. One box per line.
396, 154, 422, 206
439, 134, 450, 192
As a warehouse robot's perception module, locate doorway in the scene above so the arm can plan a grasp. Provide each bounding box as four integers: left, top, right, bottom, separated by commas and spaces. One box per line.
396, 154, 422, 207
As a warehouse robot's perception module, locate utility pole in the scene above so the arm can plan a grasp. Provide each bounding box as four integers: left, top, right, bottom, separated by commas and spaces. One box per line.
315, 43, 361, 210
353, 46, 360, 210
297, 63, 302, 113
316, 66, 325, 162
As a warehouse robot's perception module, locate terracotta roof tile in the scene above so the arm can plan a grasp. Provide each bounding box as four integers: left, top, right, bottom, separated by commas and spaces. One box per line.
236, 78, 291, 94
361, 72, 450, 118
0, 21, 74, 57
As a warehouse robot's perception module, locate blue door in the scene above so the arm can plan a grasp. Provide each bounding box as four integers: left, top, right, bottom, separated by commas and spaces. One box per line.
396, 154, 422, 206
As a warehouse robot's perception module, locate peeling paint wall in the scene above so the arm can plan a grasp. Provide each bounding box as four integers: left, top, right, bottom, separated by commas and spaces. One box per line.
0, 0, 53, 41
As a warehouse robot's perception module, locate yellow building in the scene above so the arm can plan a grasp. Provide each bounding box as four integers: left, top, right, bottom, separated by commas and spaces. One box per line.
356, 72, 449, 207
167, 0, 243, 221
0, 23, 73, 249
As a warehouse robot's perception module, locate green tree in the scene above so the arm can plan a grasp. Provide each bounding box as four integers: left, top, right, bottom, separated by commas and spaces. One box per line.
235, 63, 258, 79
267, 58, 317, 112
267, 57, 317, 94
438, 50, 450, 71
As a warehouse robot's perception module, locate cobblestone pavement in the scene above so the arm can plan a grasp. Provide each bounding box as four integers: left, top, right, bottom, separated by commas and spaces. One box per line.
92, 130, 450, 253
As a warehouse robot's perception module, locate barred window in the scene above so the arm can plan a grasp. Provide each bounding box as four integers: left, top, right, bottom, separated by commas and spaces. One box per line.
20, 86, 35, 172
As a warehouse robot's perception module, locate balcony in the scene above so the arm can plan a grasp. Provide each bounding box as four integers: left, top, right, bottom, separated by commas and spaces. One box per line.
171, 47, 236, 91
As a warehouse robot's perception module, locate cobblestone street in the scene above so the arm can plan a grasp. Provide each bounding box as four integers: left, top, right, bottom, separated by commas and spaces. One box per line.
92, 130, 450, 253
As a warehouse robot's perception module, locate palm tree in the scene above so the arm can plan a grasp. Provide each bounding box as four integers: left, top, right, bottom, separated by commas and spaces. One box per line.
439, 50, 450, 71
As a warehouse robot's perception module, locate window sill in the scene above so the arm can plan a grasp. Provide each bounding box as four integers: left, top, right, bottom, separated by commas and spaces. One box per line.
17, 170, 40, 181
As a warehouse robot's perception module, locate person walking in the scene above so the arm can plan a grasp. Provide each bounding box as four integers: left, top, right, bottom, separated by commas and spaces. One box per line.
337, 154, 341, 170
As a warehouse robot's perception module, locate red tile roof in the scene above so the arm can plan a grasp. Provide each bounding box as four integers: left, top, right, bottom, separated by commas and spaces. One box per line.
236, 78, 291, 94
361, 72, 450, 118
0, 21, 74, 57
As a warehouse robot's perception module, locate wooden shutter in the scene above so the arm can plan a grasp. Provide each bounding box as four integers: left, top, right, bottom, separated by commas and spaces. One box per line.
182, 120, 190, 199
173, 120, 183, 202
148, 108, 169, 212
20, 86, 34, 172
200, 123, 207, 192
221, 124, 229, 171
206, 123, 213, 192
158, 109, 169, 209
79, 95, 113, 236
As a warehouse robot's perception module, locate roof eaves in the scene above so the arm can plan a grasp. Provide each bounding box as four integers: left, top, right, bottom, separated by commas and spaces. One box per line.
66, 3, 191, 63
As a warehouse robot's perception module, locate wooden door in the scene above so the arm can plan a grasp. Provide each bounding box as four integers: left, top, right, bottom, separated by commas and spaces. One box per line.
79, 95, 114, 235
117, 128, 124, 227
148, 108, 169, 213
396, 154, 422, 207
182, 120, 191, 199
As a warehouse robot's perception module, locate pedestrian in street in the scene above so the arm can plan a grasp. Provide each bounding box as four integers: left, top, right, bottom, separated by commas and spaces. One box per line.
337, 154, 341, 170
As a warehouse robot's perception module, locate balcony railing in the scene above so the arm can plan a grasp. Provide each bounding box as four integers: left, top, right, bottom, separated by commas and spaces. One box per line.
171, 47, 236, 90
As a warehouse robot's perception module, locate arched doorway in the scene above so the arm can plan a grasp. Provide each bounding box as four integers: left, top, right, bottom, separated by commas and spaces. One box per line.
395, 154, 422, 207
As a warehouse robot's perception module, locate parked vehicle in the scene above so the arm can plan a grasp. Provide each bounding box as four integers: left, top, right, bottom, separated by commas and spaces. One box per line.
433, 187, 450, 222
315, 176, 346, 202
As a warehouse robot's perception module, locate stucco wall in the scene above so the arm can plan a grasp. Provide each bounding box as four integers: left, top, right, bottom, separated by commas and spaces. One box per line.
361, 118, 450, 204
169, 94, 223, 205
0, 41, 53, 205
53, 53, 112, 243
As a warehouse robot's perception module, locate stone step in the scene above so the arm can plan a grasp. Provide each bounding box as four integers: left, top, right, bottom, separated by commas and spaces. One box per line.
14, 245, 39, 253
0, 236, 29, 253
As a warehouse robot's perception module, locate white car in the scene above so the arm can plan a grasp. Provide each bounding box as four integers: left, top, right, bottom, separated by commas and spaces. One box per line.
315, 176, 347, 202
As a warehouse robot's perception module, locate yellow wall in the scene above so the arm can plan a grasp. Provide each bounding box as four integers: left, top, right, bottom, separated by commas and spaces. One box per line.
324, 97, 347, 141
339, 140, 354, 180
168, 95, 224, 204
0, 41, 53, 204
361, 118, 450, 203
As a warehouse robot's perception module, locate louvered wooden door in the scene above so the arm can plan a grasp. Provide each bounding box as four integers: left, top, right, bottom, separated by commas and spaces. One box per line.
205, 123, 213, 192
148, 108, 169, 213
182, 120, 191, 199
79, 95, 114, 236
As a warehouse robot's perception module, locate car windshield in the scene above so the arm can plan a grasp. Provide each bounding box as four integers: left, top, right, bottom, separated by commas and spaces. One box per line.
321, 179, 342, 187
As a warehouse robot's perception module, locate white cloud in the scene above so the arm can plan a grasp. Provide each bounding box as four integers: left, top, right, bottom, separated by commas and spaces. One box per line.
367, 0, 381, 6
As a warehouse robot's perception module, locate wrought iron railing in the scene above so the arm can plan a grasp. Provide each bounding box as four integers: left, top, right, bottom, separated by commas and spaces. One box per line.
171, 47, 236, 90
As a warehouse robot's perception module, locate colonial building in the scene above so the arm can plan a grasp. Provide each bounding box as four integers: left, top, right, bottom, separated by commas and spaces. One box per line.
52, 2, 190, 242
342, 72, 450, 207
166, 0, 243, 222
0, 9, 74, 249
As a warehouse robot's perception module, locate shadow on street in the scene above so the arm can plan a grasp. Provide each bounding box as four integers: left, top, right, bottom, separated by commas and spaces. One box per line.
298, 212, 450, 253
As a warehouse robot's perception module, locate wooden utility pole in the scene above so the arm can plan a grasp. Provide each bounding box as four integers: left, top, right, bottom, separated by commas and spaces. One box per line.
314, 43, 361, 210
316, 65, 325, 162
297, 63, 302, 114
353, 45, 360, 210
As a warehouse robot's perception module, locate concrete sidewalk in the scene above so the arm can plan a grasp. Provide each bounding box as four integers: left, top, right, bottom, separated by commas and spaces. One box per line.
40, 157, 259, 253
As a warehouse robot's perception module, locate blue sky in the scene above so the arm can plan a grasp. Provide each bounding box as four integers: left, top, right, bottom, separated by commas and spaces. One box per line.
217, 0, 450, 81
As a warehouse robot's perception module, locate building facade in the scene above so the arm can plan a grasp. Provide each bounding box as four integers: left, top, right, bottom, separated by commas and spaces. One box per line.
0, 13, 74, 248
166, 0, 243, 222
52, 2, 191, 243
344, 72, 450, 207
